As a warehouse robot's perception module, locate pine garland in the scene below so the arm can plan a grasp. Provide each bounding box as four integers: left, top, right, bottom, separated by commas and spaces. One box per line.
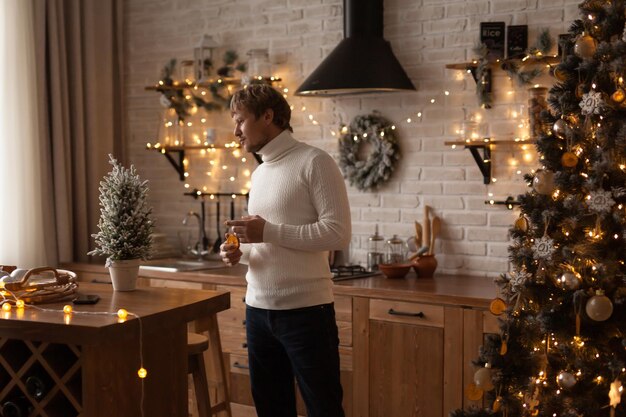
338, 113, 400, 191
157, 51, 249, 122
88, 155, 154, 263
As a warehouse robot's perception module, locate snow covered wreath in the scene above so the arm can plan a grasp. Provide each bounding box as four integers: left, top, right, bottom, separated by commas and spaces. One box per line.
338, 113, 400, 191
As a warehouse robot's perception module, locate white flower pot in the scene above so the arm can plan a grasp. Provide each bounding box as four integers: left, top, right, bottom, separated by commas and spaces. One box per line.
107, 259, 141, 291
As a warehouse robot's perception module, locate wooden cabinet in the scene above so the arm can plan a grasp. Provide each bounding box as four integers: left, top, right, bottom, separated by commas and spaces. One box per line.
368, 300, 444, 417
64, 263, 496, 417
352, 297, 466, 417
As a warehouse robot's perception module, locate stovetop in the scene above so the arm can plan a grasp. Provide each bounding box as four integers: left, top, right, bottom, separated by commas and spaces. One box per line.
331, 265, 379, 281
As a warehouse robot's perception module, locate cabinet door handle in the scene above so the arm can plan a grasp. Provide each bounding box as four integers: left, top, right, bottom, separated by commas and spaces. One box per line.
233, 362, 249, 370
387, 308, 424, 318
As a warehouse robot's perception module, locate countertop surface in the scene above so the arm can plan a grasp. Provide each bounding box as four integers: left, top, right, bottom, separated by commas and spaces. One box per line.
0, 282, 230, 345
64, 261, 499, 309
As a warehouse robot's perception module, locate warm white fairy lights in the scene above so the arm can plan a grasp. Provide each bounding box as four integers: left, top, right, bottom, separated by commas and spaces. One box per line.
0, 289, 148, 416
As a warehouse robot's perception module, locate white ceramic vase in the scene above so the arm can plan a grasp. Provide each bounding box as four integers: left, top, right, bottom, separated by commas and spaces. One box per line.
107, 259, 141, 291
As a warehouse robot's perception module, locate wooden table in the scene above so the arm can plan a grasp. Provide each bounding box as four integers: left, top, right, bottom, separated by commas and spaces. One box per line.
0, 282, 230, 417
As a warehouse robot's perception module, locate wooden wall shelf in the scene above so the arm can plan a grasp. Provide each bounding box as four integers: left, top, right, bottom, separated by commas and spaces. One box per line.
146, 144, 261, 181
444, 139, 535, 185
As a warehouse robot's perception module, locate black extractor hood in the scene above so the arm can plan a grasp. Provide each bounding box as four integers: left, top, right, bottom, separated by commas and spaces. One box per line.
295, 0, 415, 97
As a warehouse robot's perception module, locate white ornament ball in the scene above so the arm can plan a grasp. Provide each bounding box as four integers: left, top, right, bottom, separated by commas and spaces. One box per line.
474, 366, 494, 391
556, 371, 577, 388
532, 170, 556, 195
560, 272, 580, 290
586, 291, 613, 321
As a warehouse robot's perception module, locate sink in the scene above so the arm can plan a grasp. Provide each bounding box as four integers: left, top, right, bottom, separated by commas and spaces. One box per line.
140, 259, 227, 272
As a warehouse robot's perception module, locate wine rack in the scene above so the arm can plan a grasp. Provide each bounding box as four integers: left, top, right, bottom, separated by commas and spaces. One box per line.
0, 337, 82, 417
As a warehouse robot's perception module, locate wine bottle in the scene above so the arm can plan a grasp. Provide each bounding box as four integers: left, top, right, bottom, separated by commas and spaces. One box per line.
1, 396, 33, 417
25, 375, 48, 401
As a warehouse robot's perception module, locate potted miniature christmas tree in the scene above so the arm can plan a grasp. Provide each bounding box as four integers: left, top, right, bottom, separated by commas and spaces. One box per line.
88, 155, 154, 291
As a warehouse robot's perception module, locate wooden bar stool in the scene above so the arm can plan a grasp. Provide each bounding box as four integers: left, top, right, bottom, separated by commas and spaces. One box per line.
187, 328, 232, 417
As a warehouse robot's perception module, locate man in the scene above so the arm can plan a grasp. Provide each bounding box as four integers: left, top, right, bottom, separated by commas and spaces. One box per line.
220, 84, 350, 417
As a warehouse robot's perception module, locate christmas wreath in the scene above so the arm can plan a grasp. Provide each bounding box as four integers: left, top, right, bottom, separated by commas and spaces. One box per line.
338, 113, 400, 191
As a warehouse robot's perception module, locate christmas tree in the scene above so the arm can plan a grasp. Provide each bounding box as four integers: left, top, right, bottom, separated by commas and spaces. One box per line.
454, 1, 626, 416
88, 155, 154, 264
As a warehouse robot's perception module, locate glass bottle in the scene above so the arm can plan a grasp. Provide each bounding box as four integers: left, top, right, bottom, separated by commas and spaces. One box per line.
385, 234, 408, 264
367, 225, 384, 272
528, 86, 548, 140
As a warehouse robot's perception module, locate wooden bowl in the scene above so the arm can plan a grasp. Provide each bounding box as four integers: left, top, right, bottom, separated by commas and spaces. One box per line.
378, 263, 412, 279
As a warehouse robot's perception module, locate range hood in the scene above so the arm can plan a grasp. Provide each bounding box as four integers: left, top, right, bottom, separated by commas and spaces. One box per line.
295, 0, 415, 97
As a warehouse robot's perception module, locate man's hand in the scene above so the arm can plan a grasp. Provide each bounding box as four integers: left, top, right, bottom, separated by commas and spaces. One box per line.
224, 215, 266, 243
220, 239, 242, 266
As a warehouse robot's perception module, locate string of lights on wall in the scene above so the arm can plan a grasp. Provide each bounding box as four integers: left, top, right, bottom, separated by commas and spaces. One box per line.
292, 66, 543, 207
146, 59, 546, 209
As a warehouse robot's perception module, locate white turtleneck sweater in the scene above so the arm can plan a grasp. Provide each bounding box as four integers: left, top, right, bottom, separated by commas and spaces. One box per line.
244, 130, 351, 310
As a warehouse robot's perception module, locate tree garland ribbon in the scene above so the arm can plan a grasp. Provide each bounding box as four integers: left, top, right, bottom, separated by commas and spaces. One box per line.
338, 112, 400, 191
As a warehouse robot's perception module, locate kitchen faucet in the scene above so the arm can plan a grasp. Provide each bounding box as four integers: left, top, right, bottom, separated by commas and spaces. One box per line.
182, 210, 209, 258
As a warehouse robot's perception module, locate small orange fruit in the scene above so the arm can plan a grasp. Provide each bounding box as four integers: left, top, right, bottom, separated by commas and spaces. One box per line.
226, 233, 240, 249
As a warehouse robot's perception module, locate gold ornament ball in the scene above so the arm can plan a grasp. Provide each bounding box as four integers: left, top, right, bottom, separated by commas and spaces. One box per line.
552, 119, 568, 139
586, 291, 613, 321
556, 371, 577, 388
612, 89, 626, 104
514, 215, 529, 232
532, 170, 556, 195
561, 152, 579, 168
473, 366, 494, 391
560, 272, 580, 290
574, 34, 597, 59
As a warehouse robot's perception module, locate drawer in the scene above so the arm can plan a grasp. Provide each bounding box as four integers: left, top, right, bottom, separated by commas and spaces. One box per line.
230, 353, 250, 375
339, 346, 353, 371
337, 320, 352, 347
369, 299, 444, 328
220, 328, 248, 356
334, 294, 352, 322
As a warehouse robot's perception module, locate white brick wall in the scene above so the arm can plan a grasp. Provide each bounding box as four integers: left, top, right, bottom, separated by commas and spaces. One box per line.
124, 0, 580, 277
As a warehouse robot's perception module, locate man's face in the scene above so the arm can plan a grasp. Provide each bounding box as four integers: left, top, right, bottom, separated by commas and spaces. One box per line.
232, 106, 272, 154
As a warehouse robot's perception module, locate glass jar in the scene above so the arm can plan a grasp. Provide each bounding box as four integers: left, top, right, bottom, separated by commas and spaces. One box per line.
385, 234, 408, 265
458, 120, 480, 142
367, 225, 384, 271
528, 87, 548, 139
246, 48, 271, 76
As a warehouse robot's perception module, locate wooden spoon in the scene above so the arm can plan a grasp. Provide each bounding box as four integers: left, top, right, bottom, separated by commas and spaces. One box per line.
429, 216, 441, 255
423, 205, 431, 253
414, 221, 423, 248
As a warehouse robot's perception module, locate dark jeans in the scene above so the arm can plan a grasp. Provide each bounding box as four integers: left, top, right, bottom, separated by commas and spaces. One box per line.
245, 303, 345, 417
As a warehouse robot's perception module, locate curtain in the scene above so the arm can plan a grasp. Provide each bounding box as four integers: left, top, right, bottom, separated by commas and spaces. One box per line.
0, 0, 49, 267
0, 0, 124, 267
34, 0, 125, 264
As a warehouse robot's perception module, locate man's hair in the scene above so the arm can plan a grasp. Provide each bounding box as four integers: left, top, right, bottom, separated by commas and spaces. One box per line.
230, 84, 293, 132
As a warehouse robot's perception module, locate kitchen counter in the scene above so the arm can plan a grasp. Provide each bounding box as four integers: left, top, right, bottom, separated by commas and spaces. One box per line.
62, 261, 500, 417
63, 260, 498, 308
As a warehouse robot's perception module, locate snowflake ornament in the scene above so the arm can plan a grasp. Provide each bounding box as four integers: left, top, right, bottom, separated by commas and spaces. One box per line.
533, 235, 555, 260
579, 91, 604, 115
508, 270, 532, 290
586, 189, 615, 213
